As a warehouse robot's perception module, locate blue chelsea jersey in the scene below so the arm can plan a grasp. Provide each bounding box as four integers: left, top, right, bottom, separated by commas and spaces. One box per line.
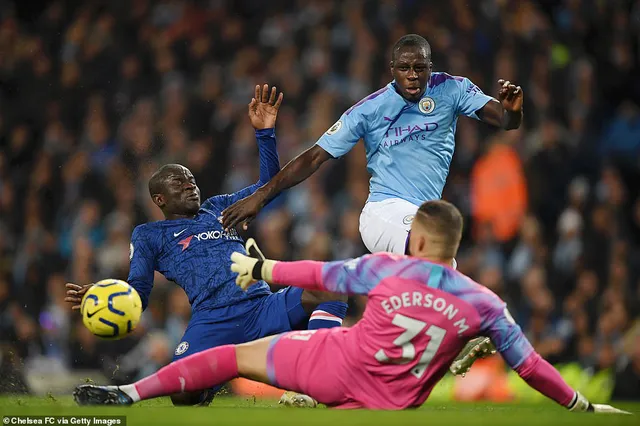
127, 128, 280, 312
316, 73, 495, 206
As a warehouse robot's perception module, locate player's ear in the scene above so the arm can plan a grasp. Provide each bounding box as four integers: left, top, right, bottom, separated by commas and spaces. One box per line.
429, 61, 433, 71
152, 194, 165, 208
410, 232, 428, 258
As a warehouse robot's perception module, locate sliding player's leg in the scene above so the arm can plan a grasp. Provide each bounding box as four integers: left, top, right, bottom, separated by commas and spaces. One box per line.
168, 307, 247, 406
247, 286, 347, 407
73, 335, 278, 406
74, 329, 349, 407
267, 330, 351, 408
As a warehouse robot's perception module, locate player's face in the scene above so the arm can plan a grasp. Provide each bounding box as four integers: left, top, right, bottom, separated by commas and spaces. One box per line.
160, 167, 201, 216
390, 47, 432, 102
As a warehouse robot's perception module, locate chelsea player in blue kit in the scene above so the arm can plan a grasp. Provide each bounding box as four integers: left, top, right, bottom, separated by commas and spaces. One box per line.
221, 35, 524, 258
65, 85, 348, 406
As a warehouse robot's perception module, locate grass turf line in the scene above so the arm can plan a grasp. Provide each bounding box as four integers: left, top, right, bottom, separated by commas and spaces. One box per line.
0, 396, 637, 426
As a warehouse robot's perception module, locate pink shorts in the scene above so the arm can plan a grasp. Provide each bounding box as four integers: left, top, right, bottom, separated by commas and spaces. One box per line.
266, 328, 359, 408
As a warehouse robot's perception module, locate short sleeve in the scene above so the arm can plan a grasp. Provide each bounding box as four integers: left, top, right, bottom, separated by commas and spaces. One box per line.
456, 77, 495, 120
315, 108, 367, 159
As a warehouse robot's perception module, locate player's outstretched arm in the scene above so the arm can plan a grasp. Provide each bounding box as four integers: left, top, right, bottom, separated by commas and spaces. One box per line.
222, 88, 369, 231
249, 84, 282, 184
481, 302, 630, 415
213, 85, 284, 212
476, 79, 523, 130
221, 144, 331, 231
230, 240, 376, 295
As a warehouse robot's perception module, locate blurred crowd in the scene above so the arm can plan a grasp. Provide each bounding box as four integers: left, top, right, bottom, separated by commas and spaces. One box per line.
1, 0, 639, 399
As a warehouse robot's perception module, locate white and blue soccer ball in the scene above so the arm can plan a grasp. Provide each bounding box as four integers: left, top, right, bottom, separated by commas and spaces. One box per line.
80, 279, 142, 339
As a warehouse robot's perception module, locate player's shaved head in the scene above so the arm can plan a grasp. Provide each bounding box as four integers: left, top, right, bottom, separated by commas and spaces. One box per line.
408, 200, 463, 264
391, 34, 431, 61
149, 164, 187, 196
148, 164, 201, 219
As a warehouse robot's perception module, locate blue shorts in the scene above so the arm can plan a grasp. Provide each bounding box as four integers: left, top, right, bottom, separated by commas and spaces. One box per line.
172, 286, 307, 361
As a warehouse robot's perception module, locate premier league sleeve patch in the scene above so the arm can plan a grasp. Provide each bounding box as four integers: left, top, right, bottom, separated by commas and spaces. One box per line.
326, 120, 343, 135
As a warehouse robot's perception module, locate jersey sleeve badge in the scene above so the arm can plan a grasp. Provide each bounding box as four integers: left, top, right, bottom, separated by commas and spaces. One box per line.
326, 120, 343, 135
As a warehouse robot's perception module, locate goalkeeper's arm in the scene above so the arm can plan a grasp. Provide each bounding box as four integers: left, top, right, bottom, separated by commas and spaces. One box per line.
230, 238, 325, 292
231, 239, 378, 295
484, 305, 630, 415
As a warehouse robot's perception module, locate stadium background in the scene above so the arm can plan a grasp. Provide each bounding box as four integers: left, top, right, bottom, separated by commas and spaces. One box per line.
0, 0, 639, 402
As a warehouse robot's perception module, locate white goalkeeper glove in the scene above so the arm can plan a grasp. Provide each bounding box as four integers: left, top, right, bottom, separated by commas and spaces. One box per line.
568, 391, 632, 415
230, 238, 277, 290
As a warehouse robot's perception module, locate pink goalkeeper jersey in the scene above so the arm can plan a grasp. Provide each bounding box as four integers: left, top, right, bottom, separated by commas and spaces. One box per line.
271, 253, 536, 409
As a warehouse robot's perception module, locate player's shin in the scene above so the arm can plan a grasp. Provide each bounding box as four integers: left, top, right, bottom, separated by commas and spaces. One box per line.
308, 301, 348, 330
125, 345, 239, 402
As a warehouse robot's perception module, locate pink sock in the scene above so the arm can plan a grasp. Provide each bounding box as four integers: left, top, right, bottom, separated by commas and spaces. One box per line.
132, 345, 238, 401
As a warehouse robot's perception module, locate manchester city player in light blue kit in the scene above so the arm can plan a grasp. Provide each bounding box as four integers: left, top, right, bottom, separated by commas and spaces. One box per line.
221, 34, 524, 259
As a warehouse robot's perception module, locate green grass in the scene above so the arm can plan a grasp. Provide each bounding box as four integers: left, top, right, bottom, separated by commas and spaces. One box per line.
0, 396, 637, 426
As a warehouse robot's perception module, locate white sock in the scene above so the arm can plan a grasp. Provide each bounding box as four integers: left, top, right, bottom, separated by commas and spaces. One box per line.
117, 384, 141, 402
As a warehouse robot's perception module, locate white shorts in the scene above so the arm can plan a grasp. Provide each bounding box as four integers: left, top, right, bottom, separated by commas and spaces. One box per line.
359, 198, 418, 255
359, 198, 458, 269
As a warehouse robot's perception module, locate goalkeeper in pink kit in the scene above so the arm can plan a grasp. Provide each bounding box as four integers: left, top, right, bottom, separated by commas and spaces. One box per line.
74, 200, 629, 414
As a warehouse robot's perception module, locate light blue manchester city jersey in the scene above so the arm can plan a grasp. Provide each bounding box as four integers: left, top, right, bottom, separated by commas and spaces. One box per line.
316, 73, 495, 206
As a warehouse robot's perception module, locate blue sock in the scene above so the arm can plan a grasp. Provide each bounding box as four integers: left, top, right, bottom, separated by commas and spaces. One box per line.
307, 301, 348, 330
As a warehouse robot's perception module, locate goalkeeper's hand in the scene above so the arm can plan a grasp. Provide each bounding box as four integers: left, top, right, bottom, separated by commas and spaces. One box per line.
230, 238, 277, 290
568, 392, 632, 415
592, 404, 632, 415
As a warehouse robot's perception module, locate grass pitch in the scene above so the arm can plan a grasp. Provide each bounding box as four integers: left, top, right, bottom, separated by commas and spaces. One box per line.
0, 396, 637, 426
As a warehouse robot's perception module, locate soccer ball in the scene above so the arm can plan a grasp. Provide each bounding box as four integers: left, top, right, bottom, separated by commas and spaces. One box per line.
80, 279, 142, 339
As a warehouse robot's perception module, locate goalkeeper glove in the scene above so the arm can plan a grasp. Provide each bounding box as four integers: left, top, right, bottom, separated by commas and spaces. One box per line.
568, 391, 631, 415
230, 238, 277, 290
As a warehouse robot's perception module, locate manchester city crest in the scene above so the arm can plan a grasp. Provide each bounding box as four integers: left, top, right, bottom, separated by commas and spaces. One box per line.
419, 97, 436, 114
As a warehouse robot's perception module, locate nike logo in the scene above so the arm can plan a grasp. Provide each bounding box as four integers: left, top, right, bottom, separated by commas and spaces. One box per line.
174, 229, 187, 237
179, 377, 186, 392
86, 307, 106, 318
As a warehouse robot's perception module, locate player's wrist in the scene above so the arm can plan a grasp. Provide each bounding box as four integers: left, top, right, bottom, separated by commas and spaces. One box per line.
250, 259, 277, 282
255, 186, 272, 204
567, 391, 592, 413
261, 259, 276, 282
255, 127, 275, 136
